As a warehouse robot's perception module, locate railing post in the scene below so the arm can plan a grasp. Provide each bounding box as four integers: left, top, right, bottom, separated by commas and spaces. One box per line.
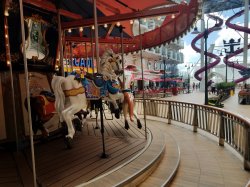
219, 111, 225, 146
244, 126, 250, 170
192, 105, 198, 132
167, 101, 172, 124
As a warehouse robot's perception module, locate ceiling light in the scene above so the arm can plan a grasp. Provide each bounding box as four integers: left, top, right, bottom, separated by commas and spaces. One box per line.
130, 20, 133, 24
91, 25, 95, 30
116, 22, 121, 26
104, 23, 108, 28
79, 27, 83, 32
4, 10, 9, 16
68, 28, 72, 33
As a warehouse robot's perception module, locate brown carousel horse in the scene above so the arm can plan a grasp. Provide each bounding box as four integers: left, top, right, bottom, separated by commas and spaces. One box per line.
24, 90, 87, 139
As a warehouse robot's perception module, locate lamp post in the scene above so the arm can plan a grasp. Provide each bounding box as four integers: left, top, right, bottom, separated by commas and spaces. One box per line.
192, 20, 209, 104
192, 18, 221, 105
204, 29, 208, 105
225, 55, 228, 83
163, 56, 166, 96
232, 61, 234, 82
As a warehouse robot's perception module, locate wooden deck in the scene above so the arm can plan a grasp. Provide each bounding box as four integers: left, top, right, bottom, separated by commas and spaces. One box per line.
0, 149, 23, 187
8, 114, 148, 187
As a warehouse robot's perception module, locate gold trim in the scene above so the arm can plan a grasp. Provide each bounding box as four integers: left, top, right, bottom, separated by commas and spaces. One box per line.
64, 87, 85, 97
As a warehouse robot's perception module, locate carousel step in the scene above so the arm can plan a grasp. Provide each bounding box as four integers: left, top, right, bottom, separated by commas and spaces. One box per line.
138, 132, 180, 187
82, 121, 166, 187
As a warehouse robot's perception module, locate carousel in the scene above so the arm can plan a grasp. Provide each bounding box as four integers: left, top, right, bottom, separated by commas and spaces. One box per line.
0, 0, 200, 186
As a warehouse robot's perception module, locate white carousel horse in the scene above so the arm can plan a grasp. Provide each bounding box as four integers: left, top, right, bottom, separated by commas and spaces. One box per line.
98, 49, 142, 130
51, 74, 88, 147
100, 49, 124, 112
85, 49, 124, 119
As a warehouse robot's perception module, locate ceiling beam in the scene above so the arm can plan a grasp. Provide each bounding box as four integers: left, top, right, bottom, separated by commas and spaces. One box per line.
65, 36, 136, 44
23, 0, 82, 19
94, 0, 120, 14
61, 6, 180, 29
105, 23, 115, 39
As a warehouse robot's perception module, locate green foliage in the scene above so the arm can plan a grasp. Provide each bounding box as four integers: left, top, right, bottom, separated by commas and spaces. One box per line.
216, 82, 235, 90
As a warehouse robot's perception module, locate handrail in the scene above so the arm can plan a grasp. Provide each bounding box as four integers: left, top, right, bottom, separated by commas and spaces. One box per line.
135, 98, 250, 170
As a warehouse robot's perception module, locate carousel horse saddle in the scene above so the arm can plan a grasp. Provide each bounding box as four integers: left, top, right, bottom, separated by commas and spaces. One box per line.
107, 80, 120, 94
40, 90, 55, 102
85, 73, 104, 88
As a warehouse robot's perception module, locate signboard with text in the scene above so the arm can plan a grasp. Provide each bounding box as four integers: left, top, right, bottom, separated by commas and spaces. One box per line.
64, 58, 97, 73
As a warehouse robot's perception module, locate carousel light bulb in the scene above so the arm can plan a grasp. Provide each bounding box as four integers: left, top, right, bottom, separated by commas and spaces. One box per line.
68, 28, 72, 33
116, 22, 121, 26
91, 25, 95, 30
143, 18, 147, 22
79, 27, 83, 32
171, 14, 175, 19
130, 20, 134, 24
5, 34, 8, 38
104, 23, 108, 28
157, 16, 161, 21
7, 60, 10, 65
4, 10, 9, 16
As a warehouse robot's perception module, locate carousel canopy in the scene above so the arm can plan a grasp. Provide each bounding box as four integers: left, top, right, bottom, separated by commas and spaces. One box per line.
19, 0, 201, 57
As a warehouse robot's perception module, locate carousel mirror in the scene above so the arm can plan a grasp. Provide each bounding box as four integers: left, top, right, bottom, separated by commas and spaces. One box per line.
23, 16, 48, 61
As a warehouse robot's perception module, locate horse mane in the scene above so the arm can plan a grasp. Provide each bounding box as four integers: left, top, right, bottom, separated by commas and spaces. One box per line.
100, 49, 120, 80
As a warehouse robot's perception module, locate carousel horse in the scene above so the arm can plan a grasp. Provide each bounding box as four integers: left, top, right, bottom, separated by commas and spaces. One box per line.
88, 49, 141, 130
50, 49, 123, 146
51, 74, 88, 148
24, 90, 55, 138
83, 49, 124, 118
25, 90, 88, 139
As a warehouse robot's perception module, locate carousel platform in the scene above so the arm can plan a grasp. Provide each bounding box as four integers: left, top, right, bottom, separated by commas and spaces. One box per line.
0, 115, 177, 187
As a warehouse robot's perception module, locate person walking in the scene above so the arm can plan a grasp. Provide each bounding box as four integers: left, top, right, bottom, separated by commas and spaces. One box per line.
211, 82, 216, 94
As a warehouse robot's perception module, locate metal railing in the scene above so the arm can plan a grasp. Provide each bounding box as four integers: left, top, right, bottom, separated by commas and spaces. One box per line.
135, 98, 250, 170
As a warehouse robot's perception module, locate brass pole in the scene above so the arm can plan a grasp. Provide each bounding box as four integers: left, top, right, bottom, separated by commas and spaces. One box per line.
139, 19, 147, 139
19, 0, 37, 186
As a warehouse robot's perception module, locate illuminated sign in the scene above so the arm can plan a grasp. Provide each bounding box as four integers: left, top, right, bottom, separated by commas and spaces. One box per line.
64, 58, 96, 73
73, 58, 94, 68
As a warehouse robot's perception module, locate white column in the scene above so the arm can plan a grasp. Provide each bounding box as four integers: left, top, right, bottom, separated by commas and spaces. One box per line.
243, 0, 249, 84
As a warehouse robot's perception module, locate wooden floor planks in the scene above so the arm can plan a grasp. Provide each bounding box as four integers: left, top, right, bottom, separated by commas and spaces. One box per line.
22, 117, 146, 187
0, 150, 23, 187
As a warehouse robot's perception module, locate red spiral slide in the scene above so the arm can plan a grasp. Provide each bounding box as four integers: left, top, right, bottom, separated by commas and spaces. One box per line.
224, 7, 250, 83
191, 15, 223, 81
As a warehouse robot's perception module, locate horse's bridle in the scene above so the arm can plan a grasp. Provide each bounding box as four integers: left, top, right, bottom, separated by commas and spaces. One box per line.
113, 58, 123, 75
